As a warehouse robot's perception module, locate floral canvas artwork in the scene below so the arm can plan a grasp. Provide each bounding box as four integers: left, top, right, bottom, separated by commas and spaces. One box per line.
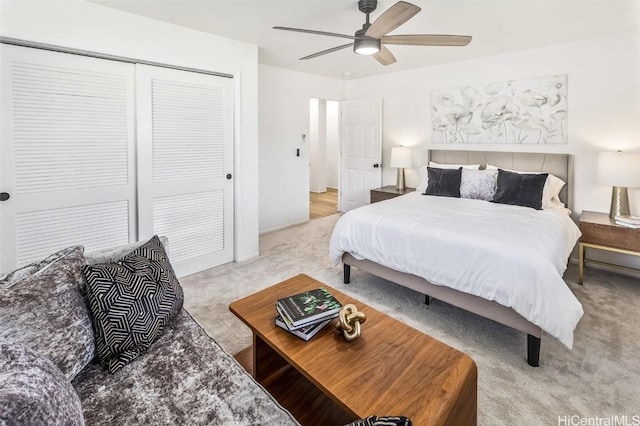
431, 74, 567, 144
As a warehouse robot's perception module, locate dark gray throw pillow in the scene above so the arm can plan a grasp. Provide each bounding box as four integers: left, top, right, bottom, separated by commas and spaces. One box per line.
493, 169, 548, 210
82, 236, 184, 373
0, 342, 85, 426
424, 167, 462, 198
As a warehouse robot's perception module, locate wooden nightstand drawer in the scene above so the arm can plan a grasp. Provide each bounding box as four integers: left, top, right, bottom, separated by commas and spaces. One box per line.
579, 211, 640, 252
370, 186, 416, 203
578, 210, 640, 285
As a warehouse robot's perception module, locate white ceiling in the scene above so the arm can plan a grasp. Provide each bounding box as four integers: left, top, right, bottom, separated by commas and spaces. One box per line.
91, 0, 639, 80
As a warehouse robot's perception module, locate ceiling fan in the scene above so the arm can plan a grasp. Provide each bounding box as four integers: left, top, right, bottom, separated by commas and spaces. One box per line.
274, 0, 472, 66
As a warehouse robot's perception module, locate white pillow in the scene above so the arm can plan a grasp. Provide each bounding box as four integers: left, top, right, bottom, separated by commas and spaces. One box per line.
486, 165, 566, 209
416, 162, 481, 193
460, 169, 498, 201
428, 161, 481, 170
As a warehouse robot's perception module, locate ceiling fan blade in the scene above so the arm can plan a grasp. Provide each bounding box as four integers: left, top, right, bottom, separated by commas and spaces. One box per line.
274, 26, 357, 40
373, 46, 397, 66
365, 1, 421, 39
300, 43, 353, 60
382, 34, 472, 46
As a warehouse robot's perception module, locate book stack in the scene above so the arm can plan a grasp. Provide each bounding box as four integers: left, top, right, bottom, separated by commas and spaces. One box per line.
615, 215, 640, 229
275, 287, 342, 341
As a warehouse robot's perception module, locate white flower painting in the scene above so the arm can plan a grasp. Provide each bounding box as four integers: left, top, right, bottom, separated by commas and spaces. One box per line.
432, 75, 568, 144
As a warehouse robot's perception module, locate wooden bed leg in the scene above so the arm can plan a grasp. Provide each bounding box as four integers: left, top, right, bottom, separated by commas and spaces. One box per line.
527, 334, 541, 367
343, 264, 351, 284
424, 295, 431, 305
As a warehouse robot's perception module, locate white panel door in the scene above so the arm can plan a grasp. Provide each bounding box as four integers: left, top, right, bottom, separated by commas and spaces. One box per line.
0, 44, 136, 272
136, 65, 234, 277
340, 99, 382, 212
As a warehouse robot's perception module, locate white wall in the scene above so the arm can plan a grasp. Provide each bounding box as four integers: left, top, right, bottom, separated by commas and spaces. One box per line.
326, 101, 340, 189
309, 99, 319, 192
258, 64, 343, 233
309, 98, 340, 192
345, 34, 640, 267
309, 98, 327, 193
0, 0, 260, 261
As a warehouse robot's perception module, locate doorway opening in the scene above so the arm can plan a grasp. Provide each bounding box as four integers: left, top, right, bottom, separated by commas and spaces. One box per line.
309, 98, 340, 220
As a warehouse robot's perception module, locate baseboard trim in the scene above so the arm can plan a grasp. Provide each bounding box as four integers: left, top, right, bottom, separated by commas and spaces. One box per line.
310, 187, 338, 194
259, 219, 309, 235
235, 251, 259, 263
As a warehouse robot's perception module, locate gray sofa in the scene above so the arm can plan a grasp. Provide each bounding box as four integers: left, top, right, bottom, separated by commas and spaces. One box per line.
0, 238, 299, 425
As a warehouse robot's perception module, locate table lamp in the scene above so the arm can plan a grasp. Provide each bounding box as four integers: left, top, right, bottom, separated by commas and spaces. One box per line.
390, 146, 412, 190
597, 151, 640, 218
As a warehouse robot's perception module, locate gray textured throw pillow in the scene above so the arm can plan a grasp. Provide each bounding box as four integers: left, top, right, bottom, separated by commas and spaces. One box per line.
0, 246, 96, 380
0, 246, 78, 289
460, 169, 498, 201
0, 342, 85, 426
82, 236, 184, 373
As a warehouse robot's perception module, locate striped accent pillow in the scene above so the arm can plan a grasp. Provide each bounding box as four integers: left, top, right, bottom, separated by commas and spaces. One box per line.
82, 236, 183, 373
344, 416, 413, 426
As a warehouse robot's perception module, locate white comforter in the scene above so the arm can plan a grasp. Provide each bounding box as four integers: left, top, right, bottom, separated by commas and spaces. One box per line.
329, 192, 583, 348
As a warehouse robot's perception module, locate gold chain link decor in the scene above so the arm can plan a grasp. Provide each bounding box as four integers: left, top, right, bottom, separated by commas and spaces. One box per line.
335, 304, 366, 341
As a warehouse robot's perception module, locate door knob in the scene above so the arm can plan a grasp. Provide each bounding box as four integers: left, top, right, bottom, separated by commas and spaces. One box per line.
226, 173, 232, 180
373, 164, 380, 168
0, 192, 9, 201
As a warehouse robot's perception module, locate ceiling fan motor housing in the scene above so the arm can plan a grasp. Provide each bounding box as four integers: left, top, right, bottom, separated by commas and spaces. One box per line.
358, 0, 377, 14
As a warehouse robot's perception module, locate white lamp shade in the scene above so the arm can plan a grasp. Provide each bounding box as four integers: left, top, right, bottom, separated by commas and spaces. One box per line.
390, 146, 412, 168
597, 152, 640, 187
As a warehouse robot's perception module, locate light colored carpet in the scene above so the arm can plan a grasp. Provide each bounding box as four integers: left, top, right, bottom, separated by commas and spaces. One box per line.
181, 214, 640, 425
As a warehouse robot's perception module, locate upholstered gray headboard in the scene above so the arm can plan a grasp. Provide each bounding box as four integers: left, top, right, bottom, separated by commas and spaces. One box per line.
428, 150, 572, 209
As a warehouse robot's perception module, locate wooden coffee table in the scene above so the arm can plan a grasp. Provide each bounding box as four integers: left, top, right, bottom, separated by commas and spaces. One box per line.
229, 274, 477, 425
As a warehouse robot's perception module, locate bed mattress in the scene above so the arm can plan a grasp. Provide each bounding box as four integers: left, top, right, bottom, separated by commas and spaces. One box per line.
329, 192, 583, 348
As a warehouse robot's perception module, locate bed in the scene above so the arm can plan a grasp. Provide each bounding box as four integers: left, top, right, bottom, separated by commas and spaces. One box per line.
330, 150, 583, 367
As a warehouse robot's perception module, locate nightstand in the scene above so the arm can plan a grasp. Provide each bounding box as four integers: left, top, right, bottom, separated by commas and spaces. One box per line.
578, 210, 640, 285
370, 185, 416, 203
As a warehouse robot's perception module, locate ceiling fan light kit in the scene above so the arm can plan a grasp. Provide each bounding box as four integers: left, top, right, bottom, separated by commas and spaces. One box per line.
274, 0, 472, 66
354, 30, 380, 55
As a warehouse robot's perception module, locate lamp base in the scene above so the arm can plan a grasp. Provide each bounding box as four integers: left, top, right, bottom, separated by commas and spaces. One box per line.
609, 186, 630, 219
395, 168, 406, 191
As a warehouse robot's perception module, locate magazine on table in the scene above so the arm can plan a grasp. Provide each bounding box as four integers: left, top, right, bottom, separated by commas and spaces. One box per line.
276, 302, 339, 331
274, 315, 332, 341
276, 287, 342, 329
614, 215, 640, 225
615, 220, 640, 229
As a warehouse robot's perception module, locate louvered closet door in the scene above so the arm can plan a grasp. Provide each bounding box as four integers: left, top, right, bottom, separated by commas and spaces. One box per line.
0, 45, 136, 272
136, 65, 234, 277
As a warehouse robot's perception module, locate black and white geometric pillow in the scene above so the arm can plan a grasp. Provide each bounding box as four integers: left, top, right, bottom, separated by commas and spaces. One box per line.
344, 416, 413, 426
82, 236, 184, 374
120, 235, 183, 320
